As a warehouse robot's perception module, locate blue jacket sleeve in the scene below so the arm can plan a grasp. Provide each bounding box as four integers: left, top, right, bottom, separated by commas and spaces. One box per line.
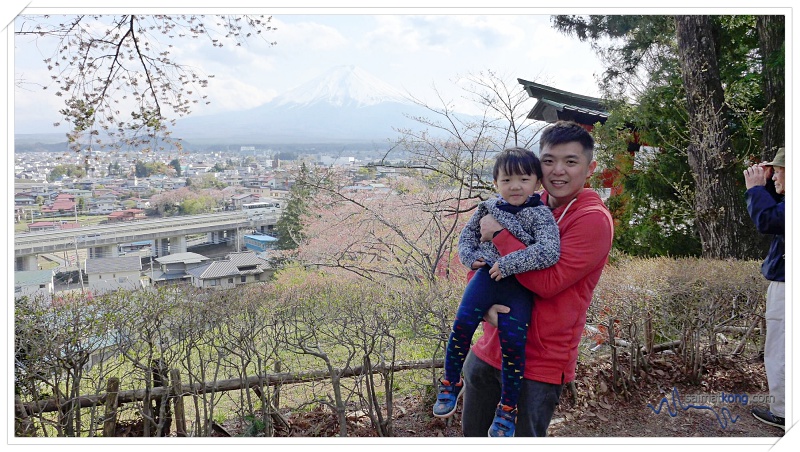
746, 186, 784, 235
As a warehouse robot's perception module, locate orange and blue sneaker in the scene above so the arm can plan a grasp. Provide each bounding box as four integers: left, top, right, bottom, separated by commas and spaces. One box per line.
488, 404, 517, 437
432, 378, 465, 418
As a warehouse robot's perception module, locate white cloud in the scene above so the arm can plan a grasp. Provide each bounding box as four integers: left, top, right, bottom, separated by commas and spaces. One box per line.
364, 16, 428, 53
272, 18, 349, 52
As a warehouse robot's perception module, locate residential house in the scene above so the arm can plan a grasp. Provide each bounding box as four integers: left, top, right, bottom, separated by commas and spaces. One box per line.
89, 203, 118, 215
186, 164, 213, 176
14, 181, 50, 195
230, 193, 261, 209
149, 252, 210, 285
14, 193, 37, 206
130, 197, 152, 209
219, 169, 243, 187
14, 269, 55, 300
84, 256, 143, 293
41, 193, 77, 215
256, 188, 289, 204
186, 251, 272, 289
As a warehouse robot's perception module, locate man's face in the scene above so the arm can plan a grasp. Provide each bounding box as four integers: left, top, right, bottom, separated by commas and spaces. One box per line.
540, 141, 597, 208
772, 166, 785, 194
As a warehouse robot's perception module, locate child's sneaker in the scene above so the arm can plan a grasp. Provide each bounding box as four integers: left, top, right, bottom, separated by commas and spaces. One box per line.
488, 404, 517, 437
432, 378, 465, 418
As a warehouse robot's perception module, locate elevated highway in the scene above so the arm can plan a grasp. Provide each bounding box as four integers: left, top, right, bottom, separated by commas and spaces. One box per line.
14, 211, 279, 271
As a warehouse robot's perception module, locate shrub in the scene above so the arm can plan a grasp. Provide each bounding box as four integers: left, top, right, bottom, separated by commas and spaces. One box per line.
587, 256, 768, 386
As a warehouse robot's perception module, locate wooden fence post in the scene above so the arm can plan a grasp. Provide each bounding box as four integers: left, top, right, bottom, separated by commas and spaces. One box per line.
103, 377, 119, 437
15, 395, 35, 437
151, 358, 171, 436
273, 361, 281, 409
170, 369, 187, 437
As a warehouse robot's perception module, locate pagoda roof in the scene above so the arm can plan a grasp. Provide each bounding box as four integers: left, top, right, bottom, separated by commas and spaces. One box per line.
517, 79, 608, 125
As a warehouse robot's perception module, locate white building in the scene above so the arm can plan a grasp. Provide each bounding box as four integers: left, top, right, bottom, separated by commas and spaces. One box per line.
84, 256, 144, 293
14, 269, 55, 300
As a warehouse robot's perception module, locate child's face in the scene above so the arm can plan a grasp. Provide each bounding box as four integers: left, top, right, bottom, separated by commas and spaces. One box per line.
494, 168, 540, 206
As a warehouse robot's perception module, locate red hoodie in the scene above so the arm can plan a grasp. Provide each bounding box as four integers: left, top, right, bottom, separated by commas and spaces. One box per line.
471, 188, 613, 385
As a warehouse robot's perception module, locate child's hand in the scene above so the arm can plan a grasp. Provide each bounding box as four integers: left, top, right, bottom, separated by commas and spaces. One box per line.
471, 259, 486, 270
489, 262, 503, 280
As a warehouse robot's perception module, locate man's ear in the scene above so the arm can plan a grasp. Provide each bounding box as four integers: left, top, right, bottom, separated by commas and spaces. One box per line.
586, 160, 598, 177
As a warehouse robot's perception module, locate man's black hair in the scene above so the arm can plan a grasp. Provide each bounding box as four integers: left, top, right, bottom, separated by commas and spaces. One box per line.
493, 147, 542, 181
539, 120, 595, 161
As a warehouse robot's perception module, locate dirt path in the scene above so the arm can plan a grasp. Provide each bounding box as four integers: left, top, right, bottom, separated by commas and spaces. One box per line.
273, 353, 786, 439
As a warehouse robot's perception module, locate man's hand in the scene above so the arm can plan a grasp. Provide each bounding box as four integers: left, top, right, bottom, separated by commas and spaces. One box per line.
744, 163, 770, 189
483, 304, 511, 328
488, 262, 503, 280
479, 214, 503, 242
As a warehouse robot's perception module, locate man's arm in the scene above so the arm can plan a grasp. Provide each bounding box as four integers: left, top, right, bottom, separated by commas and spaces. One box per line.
492, 208, 612, 299
746, 187, 785, 236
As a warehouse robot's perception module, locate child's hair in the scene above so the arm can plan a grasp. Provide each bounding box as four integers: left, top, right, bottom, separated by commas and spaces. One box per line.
493, 147, 542, 181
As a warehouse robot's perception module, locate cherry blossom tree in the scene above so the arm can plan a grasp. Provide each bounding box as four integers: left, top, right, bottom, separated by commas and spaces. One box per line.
15, 14, 276, 154
299, 172, 471, 284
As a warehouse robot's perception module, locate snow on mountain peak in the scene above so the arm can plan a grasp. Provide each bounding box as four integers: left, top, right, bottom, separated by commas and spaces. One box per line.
274, 65, 412, 108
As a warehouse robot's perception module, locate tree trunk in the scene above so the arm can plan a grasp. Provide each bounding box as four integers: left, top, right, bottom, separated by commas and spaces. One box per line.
674, 15, 762, 259
756, 15, 785, 161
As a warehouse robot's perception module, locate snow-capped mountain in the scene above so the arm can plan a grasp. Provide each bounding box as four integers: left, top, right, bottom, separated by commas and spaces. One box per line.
171, 66, 442, 145
273, 65, 412, 108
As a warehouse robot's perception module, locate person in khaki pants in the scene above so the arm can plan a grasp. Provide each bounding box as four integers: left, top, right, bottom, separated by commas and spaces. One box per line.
743, 147, 786, 430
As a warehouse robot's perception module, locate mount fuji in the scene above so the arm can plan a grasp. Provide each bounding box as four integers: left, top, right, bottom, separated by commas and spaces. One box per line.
172, 65, 447, 146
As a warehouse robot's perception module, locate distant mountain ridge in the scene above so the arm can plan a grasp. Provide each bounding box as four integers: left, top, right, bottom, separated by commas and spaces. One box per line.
170, 65, 447, 146
16, 66, 465, 149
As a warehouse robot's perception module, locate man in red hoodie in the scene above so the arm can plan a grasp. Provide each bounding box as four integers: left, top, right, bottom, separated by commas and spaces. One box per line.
461, 120, 614, 437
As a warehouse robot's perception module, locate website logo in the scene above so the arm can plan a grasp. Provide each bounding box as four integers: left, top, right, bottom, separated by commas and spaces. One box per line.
647, 387, 746, 429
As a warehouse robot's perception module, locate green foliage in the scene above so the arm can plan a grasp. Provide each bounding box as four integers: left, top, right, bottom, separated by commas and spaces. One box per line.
240, 415, 266, 437
169, 159, 182, 177
179, 195, 217, 215
190, 173, 227, 189
274, 163, 314, 250
134, 161, 170, 178
556, 14, 772, 257
48, 164, 87, 182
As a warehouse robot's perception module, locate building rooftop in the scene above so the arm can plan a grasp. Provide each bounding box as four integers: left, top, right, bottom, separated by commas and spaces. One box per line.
155, 252, 210, 265
517, 78, 609, 125
186, 260, 242, 280
15, 269, 55, 287
85, 256, 143, 274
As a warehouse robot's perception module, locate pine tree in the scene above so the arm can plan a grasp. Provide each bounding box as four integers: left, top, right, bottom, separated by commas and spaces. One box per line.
274, 163, 313, 250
